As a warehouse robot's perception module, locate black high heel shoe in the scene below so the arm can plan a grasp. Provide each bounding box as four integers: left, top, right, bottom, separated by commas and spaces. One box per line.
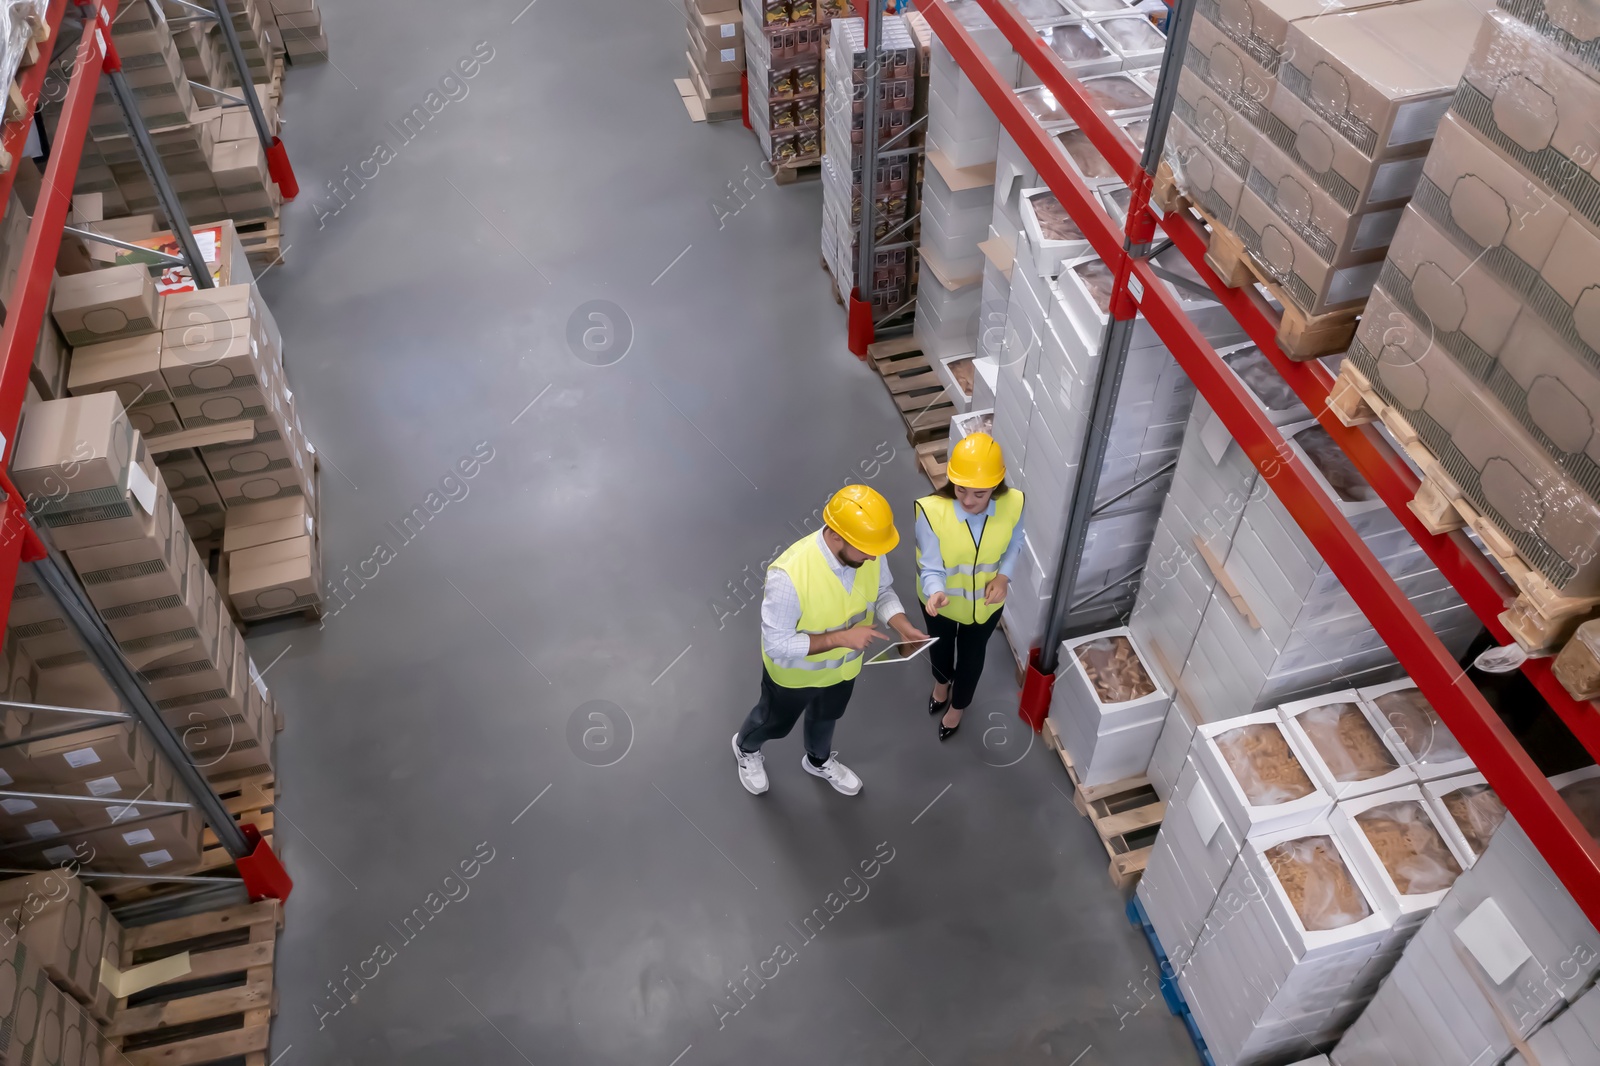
938, 711, 961, 742
928, 690, 952, 717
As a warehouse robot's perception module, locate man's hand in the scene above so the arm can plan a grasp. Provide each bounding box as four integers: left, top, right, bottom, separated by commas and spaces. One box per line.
888, 614, 930, 644
925, 591, 950, 617
827, 625, 888, 653
983, 575, 1010, 606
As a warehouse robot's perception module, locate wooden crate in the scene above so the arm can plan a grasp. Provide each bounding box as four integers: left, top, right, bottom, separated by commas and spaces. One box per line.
107, 900, 280, 1066
1044, 719, 1164, 889
865, 335, 955, 445
103, 771, 278, 905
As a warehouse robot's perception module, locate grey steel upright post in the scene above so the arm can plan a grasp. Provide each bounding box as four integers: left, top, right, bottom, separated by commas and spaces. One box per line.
104, 69, 213, 288
855, 0, 885, 313
29, 550, 252, 858
208, 0, 275, 152
1036, 0, 1198, 673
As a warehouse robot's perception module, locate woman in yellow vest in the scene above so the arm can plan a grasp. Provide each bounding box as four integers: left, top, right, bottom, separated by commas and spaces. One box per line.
915, 433, 1024, 741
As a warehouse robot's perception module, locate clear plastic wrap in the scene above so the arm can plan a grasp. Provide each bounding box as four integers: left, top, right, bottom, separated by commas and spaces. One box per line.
1356, 800, 1463, 895
1043, 23, 1112, 64
1029, 193, 1085, 242
949, 357, 975, 398
1073, 636, 1156, 703
1121, 119, 1150, 151
1295, 425, 1376, 503
1224, 346, 1302, 412
1442, 783, 1507, 855
1266, 836, 1373, 930
0, 1, 46, 113
1072, 258, 1117, 313
1373, 688, 1468, 765
1558, 776, 1600, 838
1017, 87, 1072, 125
1081, 74, 1154, 112
1296, 703, 1398, 783
1013, 0, 1071, 21
1098, 15, 1164, 51
1059, 128, 1121, 179
1216, 724, 1316, 804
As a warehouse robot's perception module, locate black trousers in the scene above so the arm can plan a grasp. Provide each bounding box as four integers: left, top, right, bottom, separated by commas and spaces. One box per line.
737, 668, 855, 763
922, 605, 1003, 710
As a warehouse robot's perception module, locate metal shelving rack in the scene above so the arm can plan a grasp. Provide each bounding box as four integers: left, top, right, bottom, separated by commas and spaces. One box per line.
0, 0, 293, 902
914, 0, 1600, 929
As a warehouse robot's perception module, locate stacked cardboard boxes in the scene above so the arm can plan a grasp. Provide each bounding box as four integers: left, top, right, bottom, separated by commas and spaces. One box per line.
9, 391, 278, 791
687, 0, 744, 122
1048, 626, 1172, 784
743, 0, 849, 168
1341, 4, 1600, 610
1166, 0, 1493, 317
820, 15, 921, 317
265, 0, 327, 63
221, 496, 320, 622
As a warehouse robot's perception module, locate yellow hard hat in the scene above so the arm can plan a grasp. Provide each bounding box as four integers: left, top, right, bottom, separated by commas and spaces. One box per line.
947, 432, 1006, 488
823, 484, 899, 556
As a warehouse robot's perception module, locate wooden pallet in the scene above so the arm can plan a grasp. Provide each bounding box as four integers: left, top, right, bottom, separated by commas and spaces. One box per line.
236, 219, 283, 274
1044, 719, 1164, 889
774, 160, 821, 186
1329, 361, 1600, 651
864, 336, 955, 444
107, 900, 280, 1066
104, 773, 278, 904
915, 436, 949, 489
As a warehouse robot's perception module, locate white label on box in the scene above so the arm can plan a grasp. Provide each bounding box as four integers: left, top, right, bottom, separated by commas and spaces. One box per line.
109, 806, 140, 823
1187, 783, 1224, 844
0, 799, 36, 815
1455, 898, 1532, 985
139, 850, 173, 868
42, 846, 75, 865
128, 461, 158, 515
24, 820, 60, 840
121, 828, 156, 847
720, 47, 736, 62
720, 23, 735, 36
85, 776, 121, 797
64, 748, 102, 769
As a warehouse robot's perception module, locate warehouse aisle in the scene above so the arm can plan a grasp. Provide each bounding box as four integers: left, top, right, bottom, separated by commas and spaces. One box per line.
248, 1, 1200, 1062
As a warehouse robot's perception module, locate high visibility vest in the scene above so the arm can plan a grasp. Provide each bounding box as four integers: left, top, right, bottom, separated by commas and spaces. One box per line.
915, 491, 1024, 624
761, 533, 880, 689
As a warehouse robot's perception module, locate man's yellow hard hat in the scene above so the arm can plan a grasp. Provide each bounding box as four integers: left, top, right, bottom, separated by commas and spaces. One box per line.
823, 484, 899, 556
947, 432, 1006, 488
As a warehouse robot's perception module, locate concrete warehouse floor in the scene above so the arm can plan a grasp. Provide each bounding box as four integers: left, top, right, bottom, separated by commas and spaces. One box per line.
248, 1, 1205, 1062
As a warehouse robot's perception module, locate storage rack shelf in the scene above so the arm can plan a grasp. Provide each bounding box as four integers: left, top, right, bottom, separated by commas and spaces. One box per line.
918, 0, 1600, 928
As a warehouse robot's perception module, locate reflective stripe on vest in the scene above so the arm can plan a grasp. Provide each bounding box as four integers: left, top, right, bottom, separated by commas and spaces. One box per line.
915, 491, 1024, 625
761, 533, 880, 688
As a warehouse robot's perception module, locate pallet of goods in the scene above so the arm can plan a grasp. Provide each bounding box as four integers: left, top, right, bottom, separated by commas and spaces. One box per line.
743, 0, 849, 174
681, 0, 744, 122
265, 0, 327, 64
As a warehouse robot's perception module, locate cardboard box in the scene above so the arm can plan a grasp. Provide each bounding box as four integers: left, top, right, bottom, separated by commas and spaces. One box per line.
1245, 130, 1401, 267
81, 811, 203, 875
1232, 185, 1382, 313
65, 332, 169, 410
50, 266, 160, 347
687, 27, 743, 75
1275, 0, 1490, 159
1183, 14, 1277, 128
1165, 116, 1246, 227
222, 494, 313, 554
1457, 10, 1600, 237
11, 393, 135, 505
1197, 0, 1407, 68
227, 534, 319, 619
1490, 308, 1600, 502
0, 873, 95, 1004
1194, 710, 1334, 840
1278, 692, 1414, 800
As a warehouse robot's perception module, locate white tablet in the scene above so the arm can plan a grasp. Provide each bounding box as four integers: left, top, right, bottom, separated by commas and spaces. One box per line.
864, 636, 939, 665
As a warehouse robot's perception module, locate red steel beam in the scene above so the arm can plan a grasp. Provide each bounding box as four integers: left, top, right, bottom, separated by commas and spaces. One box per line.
0, 0, 116, 636
919, 0, 1600, 928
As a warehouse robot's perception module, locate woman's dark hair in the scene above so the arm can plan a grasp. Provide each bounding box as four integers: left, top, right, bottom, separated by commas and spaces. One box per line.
936, 478, 1010, 499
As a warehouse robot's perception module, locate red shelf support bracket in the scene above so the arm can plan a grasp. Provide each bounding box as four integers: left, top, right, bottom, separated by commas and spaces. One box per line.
235, 824, 293, 901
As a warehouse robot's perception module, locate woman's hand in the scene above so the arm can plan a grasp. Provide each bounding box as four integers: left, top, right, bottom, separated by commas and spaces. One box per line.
925, 591, 950, 616
983, 575, 1010, 606
890, 615, 930, 644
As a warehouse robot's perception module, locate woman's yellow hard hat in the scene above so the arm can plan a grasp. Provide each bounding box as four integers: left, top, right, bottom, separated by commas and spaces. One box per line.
823, 484, 899, 556
947, 432, 1006, 488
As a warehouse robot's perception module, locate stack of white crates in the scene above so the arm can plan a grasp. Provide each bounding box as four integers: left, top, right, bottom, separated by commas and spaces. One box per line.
1048, 627, 1170, 784
1332, 770, 1600, 1066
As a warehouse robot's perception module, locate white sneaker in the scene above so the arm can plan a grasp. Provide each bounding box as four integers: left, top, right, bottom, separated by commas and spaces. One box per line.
733, 734, 768, 795
802, 752, 862, 796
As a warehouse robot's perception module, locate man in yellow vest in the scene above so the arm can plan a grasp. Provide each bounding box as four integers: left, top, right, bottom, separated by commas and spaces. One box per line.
734, 484, 928, 796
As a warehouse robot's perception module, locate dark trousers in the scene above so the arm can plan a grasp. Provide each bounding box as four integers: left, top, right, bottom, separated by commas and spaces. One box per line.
922, 605, 1003, 710
737, 669, 855, 763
